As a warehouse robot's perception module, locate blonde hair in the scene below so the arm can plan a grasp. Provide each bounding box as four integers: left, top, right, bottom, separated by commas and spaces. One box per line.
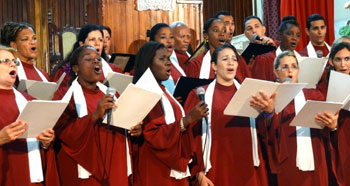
274, 50, 297, 69
0, 45, 17, 58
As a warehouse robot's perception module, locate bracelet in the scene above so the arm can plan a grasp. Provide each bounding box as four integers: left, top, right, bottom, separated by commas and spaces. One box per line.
330, 127, 337, 131
180, 118, 186, 132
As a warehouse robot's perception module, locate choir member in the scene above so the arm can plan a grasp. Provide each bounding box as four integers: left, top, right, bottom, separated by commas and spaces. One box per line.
333, 36, 350, 45
51, 24, 122, 88
299, 14, 331, 57
185, 18, 250, 82
213, 11, 235, 42
0, 45, 59, 185
244, 16, 276, 46
132, 41, 208, 186
0, 22, 50, 82
53, 45, 141, 185
184, 43, 273, 186
252, 16, 302, 81
101, 25, 112, 60
315, 42, 350, 186
265, 50, 331, 186
170, 21, 192, 70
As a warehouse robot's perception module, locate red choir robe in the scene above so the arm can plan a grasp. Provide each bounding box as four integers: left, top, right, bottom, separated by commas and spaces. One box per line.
169, 63, 183, 85
52, 85, 131, 186
251, 51, 277, 81
174, 50, 190, 70
328, 109, 350, 186
0, 89, 60, 186
52, 62, 123, 88
184, 51, 251, 82
183, 82, 269, 186
265, 89, 330, 186
21, 61, 51, 81
299, 44, 330, 57
133, 85, 191, 186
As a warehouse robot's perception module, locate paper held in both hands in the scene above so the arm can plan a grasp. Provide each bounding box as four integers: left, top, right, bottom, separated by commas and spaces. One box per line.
103, 68, 162, 129
18, 100, 69, 138
223, 78, 307, 118
297, 57, 328, 88
290, 71, 350, 129
17, 73, 66, 100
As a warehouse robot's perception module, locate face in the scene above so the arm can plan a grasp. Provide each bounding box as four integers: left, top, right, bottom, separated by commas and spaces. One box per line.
274, 56, 299, 83
102, 29, 111, 55
211, 48, 238, 84
306, 20, 327, 46
280, 24, 300, 51
173, 26, 191, 53
79, 30, 104, 55
10, 28, 37, 62
329, 48, 350, 75
154, 27, 174, 56
204, 20, 227, 51
73, 48, 102, 85
0, 50, 18, 89
150, 48, 171, 84
244, 18, 266, 41
219, 15, 235, 41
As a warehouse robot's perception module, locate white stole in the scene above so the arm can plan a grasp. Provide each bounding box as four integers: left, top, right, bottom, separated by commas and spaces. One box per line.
275, 46, 301, 59
13, 88, 44, 183
17, 60, 49, 82
101, 58, 114, 80
170, 50, 187, 77
62, 78, 132, 179
160, 88, 191, 179
306, 41, 331, 58
199, 51, 211, 79
202, 79, 260, 174
294, 90, 315, 171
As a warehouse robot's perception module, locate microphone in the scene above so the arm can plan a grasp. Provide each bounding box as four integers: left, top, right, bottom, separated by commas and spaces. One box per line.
283, 77, 292, 83
196, 87, 208, 124
316, 50, 323, 58
106, 87, 116, 124
252, 34, 263, 42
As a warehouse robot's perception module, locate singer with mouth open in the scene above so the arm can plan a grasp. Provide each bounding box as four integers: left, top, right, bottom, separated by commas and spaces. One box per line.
184, 43, 275, 186
132, 42, 208, 186
261, 50, 332, 186
52, 46, 141, 186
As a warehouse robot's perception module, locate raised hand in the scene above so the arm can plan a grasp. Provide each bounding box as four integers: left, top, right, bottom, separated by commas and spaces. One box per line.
250, 91, 277, 114
37, 128, 55, 148
315, 111, 339, 130
92, 94, 116, 123
183, 101, 209, 128
0, 120, 27, 146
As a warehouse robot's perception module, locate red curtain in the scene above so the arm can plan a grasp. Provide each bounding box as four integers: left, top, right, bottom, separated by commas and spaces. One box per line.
280, 0, 335, 52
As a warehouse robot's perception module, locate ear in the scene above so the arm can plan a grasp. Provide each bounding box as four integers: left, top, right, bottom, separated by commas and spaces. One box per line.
204, 33, 209, 40
10, 41, 16, 49
72, 65, 79, 74
305, 28, 310, 37
79, 41, 84, 47
262, 26, 266, 35
211, 62, 217, 72
273, 69, 279, 80
328, 59, 334, 67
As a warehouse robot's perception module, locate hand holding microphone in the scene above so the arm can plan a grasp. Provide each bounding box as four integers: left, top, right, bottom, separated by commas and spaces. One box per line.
183, 87, 209, 129
252, 34, 275, 46
92, 87, 117, 123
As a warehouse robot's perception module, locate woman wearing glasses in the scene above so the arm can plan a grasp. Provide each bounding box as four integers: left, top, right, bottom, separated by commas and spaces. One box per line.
0, 45, 59, 185
265, 50, 333, 186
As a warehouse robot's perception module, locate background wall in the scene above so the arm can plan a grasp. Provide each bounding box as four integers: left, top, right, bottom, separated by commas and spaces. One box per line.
334, 0, 350, 39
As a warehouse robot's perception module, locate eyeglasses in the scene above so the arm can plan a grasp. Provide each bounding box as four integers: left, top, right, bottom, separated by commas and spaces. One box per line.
277, 64, 299, 71
0, 58, 20, 66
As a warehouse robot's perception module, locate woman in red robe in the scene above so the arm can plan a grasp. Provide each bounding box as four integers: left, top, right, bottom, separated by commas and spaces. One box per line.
184, 18, 250, 83
264, 50, 334, 186
51, 24, 123, 88
315, 42, 350, 186
53, 46, 141, 186
132, 41, 208, 186
184, 43, 274, 186
252, 16, 301, 81
0, 45, 59, 186
1, 22, 50, 82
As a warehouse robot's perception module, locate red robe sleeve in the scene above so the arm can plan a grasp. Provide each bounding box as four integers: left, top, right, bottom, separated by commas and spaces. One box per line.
251, 51, 276, 81
184, 55, 203, 79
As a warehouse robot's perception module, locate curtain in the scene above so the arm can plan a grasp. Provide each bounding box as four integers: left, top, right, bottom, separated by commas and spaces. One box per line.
280, 0, 335, 51
263, 0, 281, 41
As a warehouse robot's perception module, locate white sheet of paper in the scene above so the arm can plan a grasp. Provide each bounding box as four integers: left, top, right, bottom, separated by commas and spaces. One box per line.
135, 68, 163, 94
326, 70, 350, 104
289, 100, 343, 129
104, 72, 133, 94
17, 80, 58, 100
104, 84, 162, 129
223, 78, 306, 118
18, 100, 69, 138
342, 95, 350, 111
297, 57, 327, 88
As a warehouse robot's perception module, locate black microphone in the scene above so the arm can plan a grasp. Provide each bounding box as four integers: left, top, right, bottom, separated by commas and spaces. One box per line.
196, 87, 208, 124
316, 50, 323, 58
106, 87, 116, 124
252, 34, 263, 42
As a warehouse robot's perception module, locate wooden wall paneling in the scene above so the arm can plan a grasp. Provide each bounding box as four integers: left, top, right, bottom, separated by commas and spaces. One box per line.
131, 1, 141, 53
